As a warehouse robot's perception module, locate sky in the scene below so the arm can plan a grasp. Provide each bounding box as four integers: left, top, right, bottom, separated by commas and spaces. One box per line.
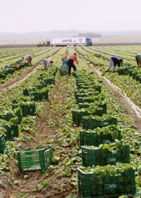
0, 0, 141, 33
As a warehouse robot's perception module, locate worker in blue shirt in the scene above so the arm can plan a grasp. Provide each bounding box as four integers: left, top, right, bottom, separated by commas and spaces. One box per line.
106, 57, 123, 72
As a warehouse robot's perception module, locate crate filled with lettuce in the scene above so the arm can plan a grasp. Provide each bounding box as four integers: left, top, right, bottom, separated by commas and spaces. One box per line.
78, 100, 107, 113
0, 107, 22, 124
76, 93, 105, 104
0, 118, 19, 140
72, 104, 106, 126
78, 163, 136, 198
12, 101, 36, 116
81, 141, 130, 167
31, 88, 49, 101
82, 115, 117, 130
79, 125, 122, 146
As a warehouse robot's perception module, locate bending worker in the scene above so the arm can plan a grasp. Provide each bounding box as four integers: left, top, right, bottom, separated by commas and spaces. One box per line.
42, 58, 53, 69
67, 53, 79, 75
135, 54, 141, 68
106, 56, 123, 72
22, 55, 32, 66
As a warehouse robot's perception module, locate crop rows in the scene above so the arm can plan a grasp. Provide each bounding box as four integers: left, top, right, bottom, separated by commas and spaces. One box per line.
72, 55, 140, 197
76, 46, 141, 108
0, 47, 60, 85
0, 47, 140, 197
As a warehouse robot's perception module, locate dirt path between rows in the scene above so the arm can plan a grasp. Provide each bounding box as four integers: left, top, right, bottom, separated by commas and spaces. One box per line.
0, 48, 61, 93
1, 74, 78, 198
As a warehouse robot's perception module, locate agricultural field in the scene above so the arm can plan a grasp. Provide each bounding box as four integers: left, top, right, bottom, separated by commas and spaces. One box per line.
0, 46, 140, 198
0, 47, 60, 85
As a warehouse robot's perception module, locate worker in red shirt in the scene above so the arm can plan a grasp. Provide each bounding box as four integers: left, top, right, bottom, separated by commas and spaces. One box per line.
67, 53, 79, 75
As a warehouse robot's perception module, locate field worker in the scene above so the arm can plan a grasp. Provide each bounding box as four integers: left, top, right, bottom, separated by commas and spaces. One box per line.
22, 55, 32, 66
67, 53, 79, 75
42, 58, 54, 69
106, 56, 123, 72
135, 54, 141, 68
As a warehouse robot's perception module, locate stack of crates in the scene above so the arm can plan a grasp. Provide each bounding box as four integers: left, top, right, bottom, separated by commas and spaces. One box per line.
72, 70, 136, 198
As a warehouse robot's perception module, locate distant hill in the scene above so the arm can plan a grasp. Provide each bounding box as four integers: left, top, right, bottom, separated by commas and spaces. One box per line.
0, 30, 141, 45
0, 30, 82, 41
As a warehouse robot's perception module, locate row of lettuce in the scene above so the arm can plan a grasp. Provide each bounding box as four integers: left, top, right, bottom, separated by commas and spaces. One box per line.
0, 47, 60, 84
84, 46, 141, 83
0, 47, 49, 67
89, 46, 141, 66
70, 53, 140, 197
76, 47, 141, 108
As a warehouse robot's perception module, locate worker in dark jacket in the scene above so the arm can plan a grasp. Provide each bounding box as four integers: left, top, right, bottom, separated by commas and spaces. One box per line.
67, 53, 79, 75
135, 54, 141, 68
106, 57, 123, 72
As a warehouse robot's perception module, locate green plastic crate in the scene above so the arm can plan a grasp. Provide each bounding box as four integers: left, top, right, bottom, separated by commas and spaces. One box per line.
35, 81, 47, 89
17, 146, 53, 171
32, 88, 49, 101
82, 115, 117, 130
72, 107, 104, 126
0, 118, 19, 140
60, 65, 68, 76
81, 144, 130, 167
79, 102, 107, 114
0, 113, 13, 121
5, 117, 19, 140
0, 136, 6, 154
78, 165, 136, 198
76, 83, 101, 93
75, 91, 100, 102
77, 94, 105, 104
72, 109, 87, 126
80, 126, 122, 146
21, 102, 36, 116
23, 88, 30, 96
13, 101, 36, 116
0, 108, 22, 124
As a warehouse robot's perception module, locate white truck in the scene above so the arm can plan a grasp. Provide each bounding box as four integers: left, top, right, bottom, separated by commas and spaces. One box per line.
52, 37, 92, 46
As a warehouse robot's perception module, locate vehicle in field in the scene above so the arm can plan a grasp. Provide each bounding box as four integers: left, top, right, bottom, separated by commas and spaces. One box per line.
52, 37, 92, 47
37, 41, 50, 47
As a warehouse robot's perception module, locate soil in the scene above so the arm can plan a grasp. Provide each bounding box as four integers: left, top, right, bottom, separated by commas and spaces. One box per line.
0, 74, 78, 198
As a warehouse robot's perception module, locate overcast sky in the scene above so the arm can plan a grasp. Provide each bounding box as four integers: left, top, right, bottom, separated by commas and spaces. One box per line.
0, 0, 141, 33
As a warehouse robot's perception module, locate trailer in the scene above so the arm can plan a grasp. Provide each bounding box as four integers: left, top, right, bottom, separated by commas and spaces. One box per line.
52, 37, 92, 47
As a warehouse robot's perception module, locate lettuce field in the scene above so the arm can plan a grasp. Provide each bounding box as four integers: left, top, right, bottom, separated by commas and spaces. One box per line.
0, 46, 140, 198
